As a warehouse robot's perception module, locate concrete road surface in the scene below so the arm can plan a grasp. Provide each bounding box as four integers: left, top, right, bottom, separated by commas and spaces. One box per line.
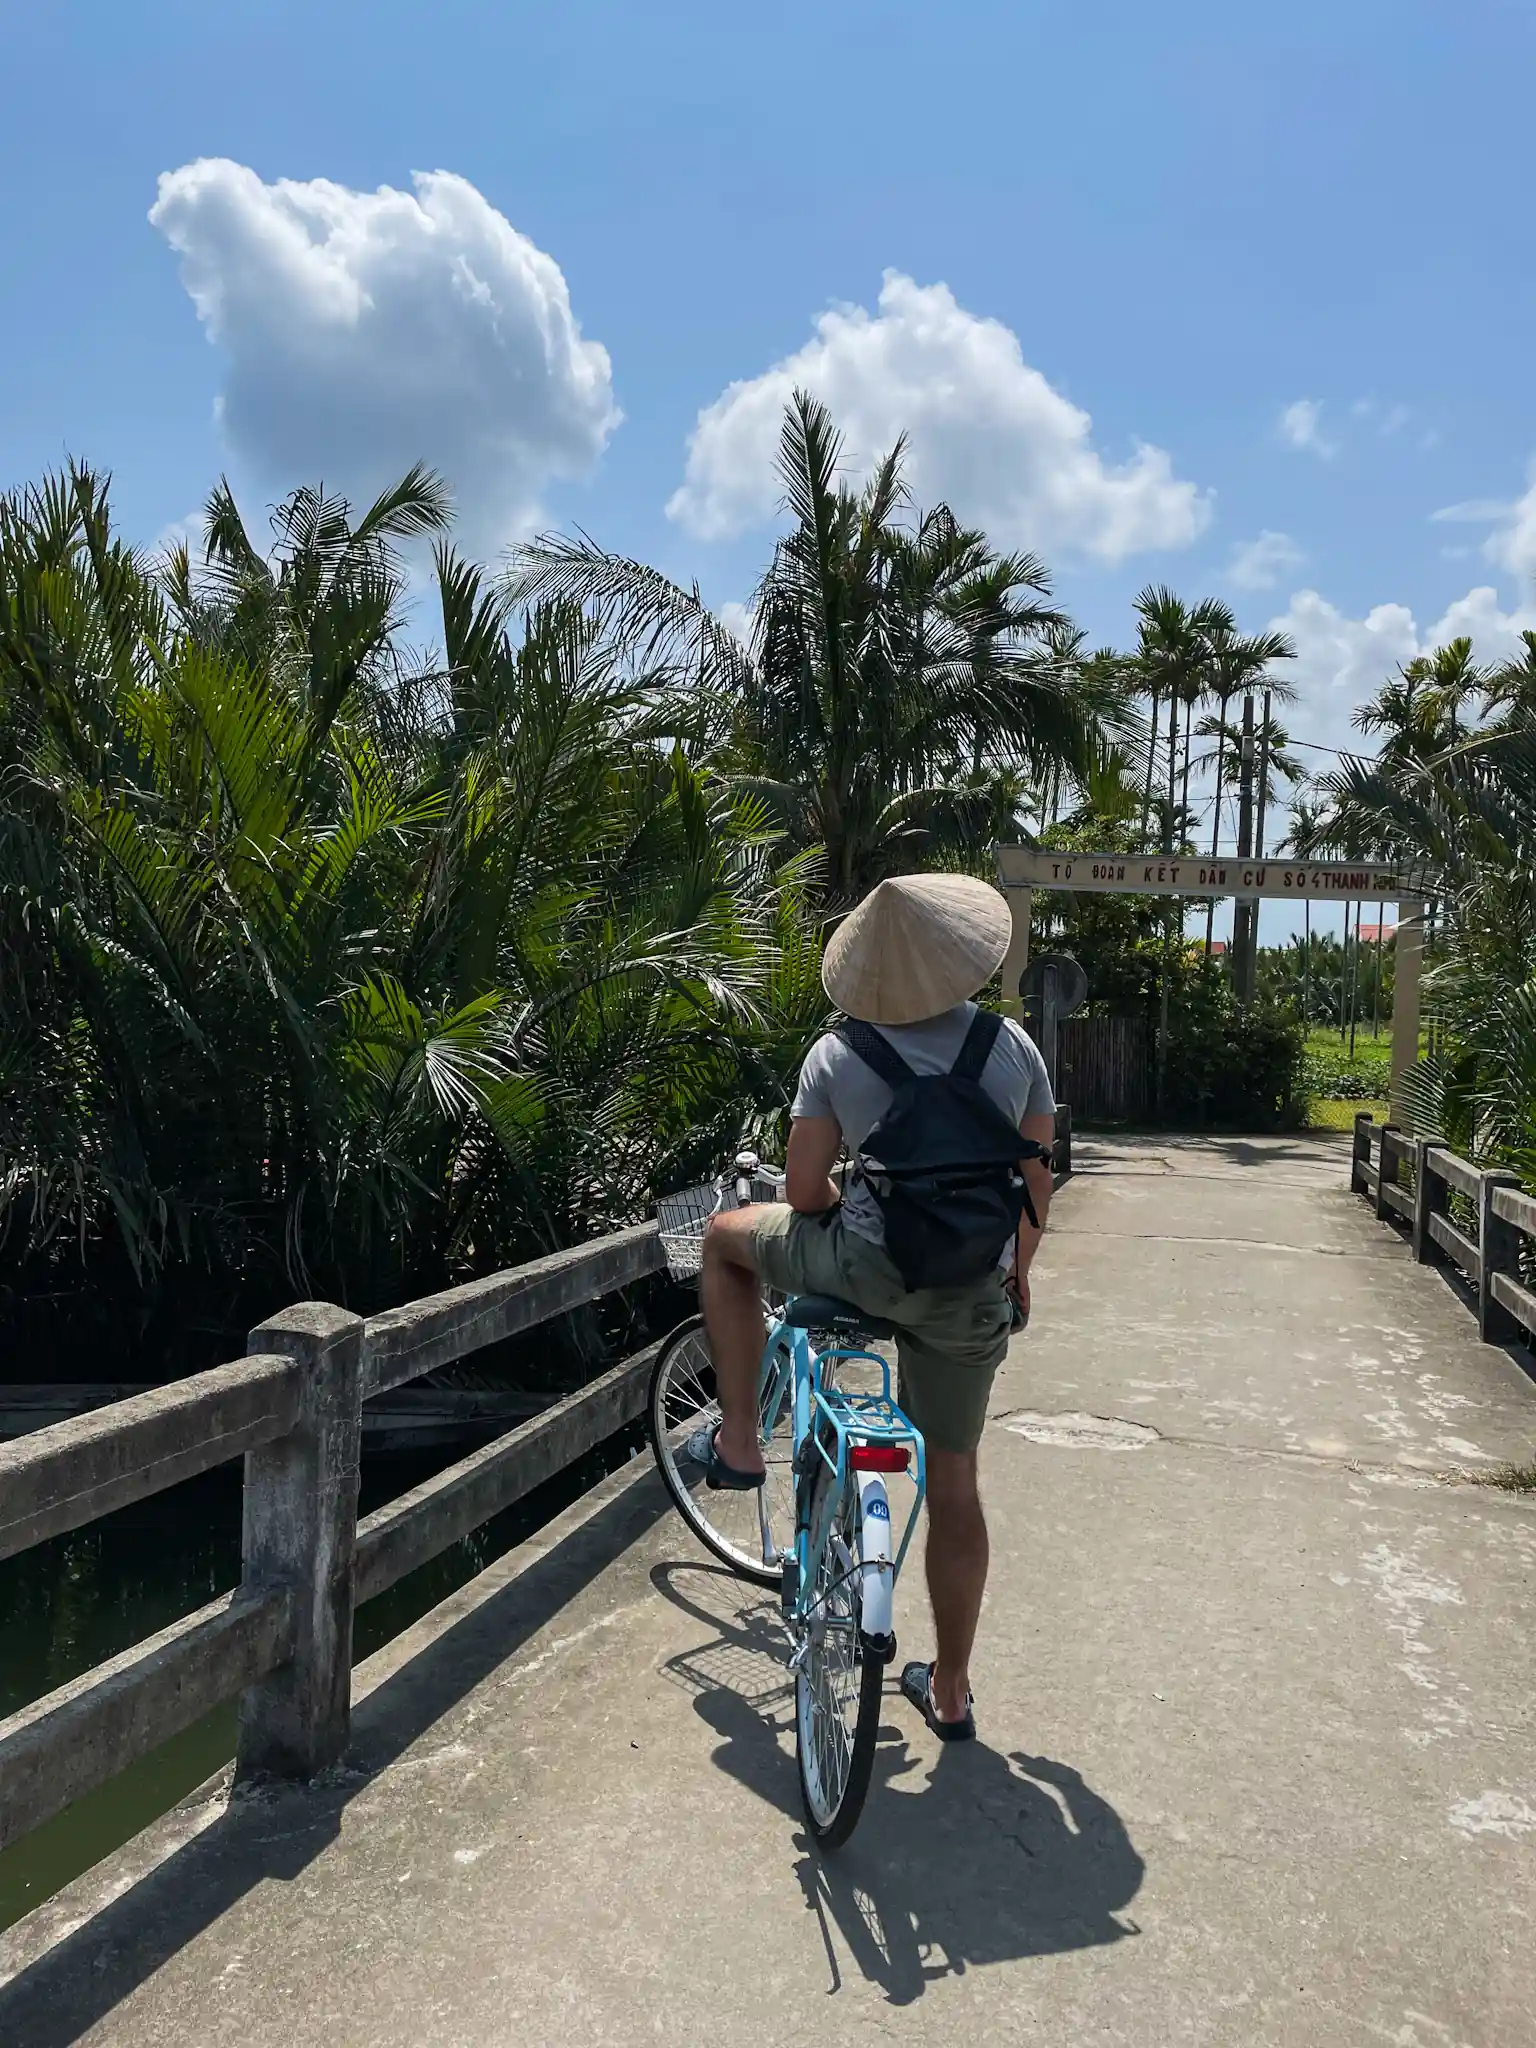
3, 1133, 1534, 2046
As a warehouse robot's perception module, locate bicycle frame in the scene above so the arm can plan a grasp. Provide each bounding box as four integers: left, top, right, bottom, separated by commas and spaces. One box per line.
756, 1315, 926, 1630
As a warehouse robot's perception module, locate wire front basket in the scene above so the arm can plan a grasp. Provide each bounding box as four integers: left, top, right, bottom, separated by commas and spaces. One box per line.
657, 1182, 720, 1279
656, 1165, 786, 1281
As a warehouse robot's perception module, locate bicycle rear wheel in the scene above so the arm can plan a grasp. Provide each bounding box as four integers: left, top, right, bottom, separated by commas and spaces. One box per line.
648, 1315, 794, 1587
795, 1456, 884, 1849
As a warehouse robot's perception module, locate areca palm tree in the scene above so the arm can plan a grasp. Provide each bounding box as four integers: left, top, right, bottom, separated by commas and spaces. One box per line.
1485, 630, 1536, 719
1353, 638, 1488, 769
1131, 588, 1240, 852
1198, 619, 1297, 853
1193, 710, 1305, 807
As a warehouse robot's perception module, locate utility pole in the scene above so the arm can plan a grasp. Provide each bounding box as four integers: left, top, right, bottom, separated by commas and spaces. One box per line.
1373, 900, 1385, 1039
1233, 694, 1256, 1005
1155, 667, 1179, 1119
1348, 905, 1360, 1058
1302, 899, 1311, 1027
1251, 687, 1272, 998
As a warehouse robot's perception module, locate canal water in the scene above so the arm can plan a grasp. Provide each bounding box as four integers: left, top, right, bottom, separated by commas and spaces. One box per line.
0, 1422, 647, 1934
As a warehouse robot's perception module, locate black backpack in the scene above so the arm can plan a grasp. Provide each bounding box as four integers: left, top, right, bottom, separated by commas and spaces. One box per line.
835, 1009, 1051, 1292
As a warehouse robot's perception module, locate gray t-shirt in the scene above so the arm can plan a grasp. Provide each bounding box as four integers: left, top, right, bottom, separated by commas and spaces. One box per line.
792, 1003, 1055, 1252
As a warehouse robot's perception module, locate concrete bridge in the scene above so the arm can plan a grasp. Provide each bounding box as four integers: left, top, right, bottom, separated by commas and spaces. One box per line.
2, 1132, 1534, 2045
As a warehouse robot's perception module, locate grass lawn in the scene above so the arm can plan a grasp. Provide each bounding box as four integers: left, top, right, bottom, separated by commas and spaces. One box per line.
1309, 1096, 1390, 1131
1304, 1026, 1395, 1132
1305, 1026, 1393, 1066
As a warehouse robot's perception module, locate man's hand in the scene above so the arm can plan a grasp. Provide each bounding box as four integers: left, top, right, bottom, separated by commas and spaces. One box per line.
1005, 1269, 1030, 1331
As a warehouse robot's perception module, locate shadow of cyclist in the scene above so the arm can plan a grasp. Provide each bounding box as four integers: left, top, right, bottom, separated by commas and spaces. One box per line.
653, 1563, 1144, 2007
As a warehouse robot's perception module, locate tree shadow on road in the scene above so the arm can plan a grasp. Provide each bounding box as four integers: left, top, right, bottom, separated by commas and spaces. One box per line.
651, 1561, 1145, 2006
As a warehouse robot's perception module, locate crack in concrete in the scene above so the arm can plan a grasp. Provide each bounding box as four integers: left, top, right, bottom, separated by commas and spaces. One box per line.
990, 1405, 1536, 1493
1052, 1227, 1393, 1260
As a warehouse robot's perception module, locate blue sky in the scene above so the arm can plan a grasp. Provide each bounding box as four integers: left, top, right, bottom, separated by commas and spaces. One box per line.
4, 0, 1533, 942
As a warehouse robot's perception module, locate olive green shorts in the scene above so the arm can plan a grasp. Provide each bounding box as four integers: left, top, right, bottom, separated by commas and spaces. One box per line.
748, 1206, 1012, 1456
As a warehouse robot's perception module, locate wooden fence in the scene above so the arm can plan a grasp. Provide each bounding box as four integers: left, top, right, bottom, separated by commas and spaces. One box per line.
0, 1224, 665, 1857
1058, 1014, 1149, 1124
1350, 1113, 1536, 1347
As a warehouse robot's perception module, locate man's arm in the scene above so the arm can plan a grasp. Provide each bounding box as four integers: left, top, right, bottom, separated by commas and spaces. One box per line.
785, 1115, 843, 1215
1010, 1109, 1056, 1310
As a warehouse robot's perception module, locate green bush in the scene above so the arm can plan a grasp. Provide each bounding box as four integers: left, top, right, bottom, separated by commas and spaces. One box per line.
1303, 1036, 1393, 1101
1163, 968, 1308, 1129
1302, 1055, 1379, 1101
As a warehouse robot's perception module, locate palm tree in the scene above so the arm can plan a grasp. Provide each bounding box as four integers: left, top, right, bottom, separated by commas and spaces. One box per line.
1193, 616, 1296, 954
1133, 587, 1209, 852
0, 463, 825, 1368
1194, 709, 1305, 806
1280, 790, 1325, 1023
512, 392, 1129, 907
1482, 630, 1536, 720
1353, 638, 1488, 769
1301, 657, 1536, 1175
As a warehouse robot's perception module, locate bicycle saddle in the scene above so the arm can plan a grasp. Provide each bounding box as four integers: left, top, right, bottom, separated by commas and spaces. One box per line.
782, 1293, 896, 1340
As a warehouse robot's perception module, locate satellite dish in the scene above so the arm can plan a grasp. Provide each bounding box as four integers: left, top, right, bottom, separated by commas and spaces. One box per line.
1021, 953, 1088, 1017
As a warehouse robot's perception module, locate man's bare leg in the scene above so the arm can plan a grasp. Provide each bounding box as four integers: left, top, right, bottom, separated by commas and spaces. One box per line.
924, 1446, 988, 1722
699, 1206, 768, 1477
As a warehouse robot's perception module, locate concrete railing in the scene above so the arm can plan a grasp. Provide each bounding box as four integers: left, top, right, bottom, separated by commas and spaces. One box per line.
1351, 1113, 1536, 1347
0, 1222, 665, 1858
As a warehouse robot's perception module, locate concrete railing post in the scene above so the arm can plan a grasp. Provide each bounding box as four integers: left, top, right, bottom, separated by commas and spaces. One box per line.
1350, 1112, 1374, 1198
236, 1301, 364, 1782
1412, 1137, 1446, 1264
1374, 1124, 1402, 1221
1478, 1170, 1523, 1346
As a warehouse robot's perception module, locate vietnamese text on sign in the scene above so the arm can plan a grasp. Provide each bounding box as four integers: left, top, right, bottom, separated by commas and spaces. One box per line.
994, 847, 1423, 902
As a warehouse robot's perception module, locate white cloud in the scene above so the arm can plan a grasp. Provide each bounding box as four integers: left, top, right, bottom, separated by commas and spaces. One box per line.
1429, 470, 1536, 586
144, 506, 207, 564
1428, 582, 1536, 653
1277, 398, 1337, 459
1430, 498, 1513, 524
1226, 529, 1303, 591
149, 159, 619, 548
1267, 584, 1536, 758
716, 599, 755, 647
1484, 471, 1536, 584
1378, 404, 1410, 437
667, 272, 1210, 563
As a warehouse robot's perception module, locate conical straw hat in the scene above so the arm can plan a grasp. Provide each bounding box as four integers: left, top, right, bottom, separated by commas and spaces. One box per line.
822, 874, 1012, 1027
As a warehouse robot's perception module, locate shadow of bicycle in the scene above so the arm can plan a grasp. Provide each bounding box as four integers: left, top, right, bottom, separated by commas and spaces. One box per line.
651, 1561, 1145, 2006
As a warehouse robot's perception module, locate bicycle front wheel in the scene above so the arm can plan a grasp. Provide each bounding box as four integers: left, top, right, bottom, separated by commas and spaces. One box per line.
648, 1315, 794, 1587
796, 1457, 884, 1849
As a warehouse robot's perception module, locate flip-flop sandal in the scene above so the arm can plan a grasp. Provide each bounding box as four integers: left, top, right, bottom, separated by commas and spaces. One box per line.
683, 1424, 767, 1492
900, 1659, 976, 1742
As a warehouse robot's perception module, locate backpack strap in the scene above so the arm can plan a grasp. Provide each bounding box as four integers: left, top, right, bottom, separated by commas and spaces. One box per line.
950, 1006, 1004, 1083
834, 1018, 916, 1093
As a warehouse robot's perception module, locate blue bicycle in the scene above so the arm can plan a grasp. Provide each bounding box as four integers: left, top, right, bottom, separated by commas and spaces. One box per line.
649, 1155, 926, 1846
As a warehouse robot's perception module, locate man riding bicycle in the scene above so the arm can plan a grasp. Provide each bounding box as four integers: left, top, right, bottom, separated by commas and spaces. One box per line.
695, 873, 1055, 1741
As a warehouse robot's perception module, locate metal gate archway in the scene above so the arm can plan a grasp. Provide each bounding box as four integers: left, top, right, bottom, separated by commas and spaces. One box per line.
994, 846, 1428, 1123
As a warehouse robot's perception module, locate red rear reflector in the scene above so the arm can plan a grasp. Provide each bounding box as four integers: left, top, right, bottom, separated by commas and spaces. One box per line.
850, 1444, 910, 1472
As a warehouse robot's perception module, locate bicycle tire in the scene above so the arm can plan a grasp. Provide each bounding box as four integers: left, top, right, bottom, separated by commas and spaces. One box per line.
795, 1455, 884, 1849
647, 1315, 794, 1587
